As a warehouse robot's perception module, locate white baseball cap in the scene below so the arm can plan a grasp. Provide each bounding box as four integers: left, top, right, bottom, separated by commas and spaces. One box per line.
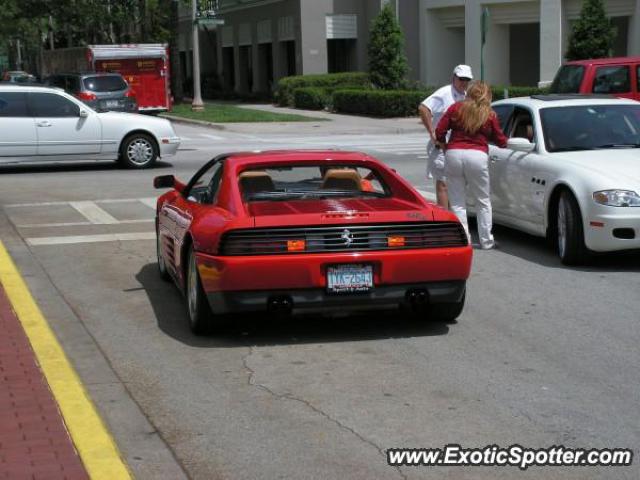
453, 65, 473, 80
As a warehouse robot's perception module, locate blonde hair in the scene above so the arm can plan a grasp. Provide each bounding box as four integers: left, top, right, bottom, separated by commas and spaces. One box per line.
456, 81, 493, 134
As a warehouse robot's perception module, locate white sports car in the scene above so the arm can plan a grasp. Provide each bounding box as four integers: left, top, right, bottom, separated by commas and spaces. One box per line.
489, 95, 640, 265
0, 84, 180, 168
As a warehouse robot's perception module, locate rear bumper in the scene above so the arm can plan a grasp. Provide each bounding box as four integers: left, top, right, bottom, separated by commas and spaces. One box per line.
196, 247, 472, 313
208, 281, 466, 314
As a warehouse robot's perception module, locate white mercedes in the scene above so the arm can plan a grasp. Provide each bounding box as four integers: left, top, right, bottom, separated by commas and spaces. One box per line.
0, 84, 180, 168
489, 95, 640, 265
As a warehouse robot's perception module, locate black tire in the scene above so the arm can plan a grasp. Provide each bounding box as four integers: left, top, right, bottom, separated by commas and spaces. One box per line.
185, 246, 214, 335
119, 133, 158, 169
428, 291, 465, 322
557, 191, 588, 266
156, 221, 171, 281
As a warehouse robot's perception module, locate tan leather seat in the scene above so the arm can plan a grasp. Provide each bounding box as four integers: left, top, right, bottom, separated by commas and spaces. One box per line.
321, 168, 362, 191
239, 171, 275, 198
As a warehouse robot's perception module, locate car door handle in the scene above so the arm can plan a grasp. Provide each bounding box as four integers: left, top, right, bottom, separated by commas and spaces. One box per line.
36, 121, 52, 127
489, 155, 499, 161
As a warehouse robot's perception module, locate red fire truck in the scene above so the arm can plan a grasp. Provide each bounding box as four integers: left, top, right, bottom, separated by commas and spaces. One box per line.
42, 44, 172, 113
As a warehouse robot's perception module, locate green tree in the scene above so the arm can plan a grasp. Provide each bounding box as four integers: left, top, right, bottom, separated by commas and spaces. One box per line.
367, 3, 408, 90
566, 0, 615, 60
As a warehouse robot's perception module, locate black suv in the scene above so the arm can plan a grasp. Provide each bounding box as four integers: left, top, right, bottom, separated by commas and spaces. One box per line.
44, 72, 137, 112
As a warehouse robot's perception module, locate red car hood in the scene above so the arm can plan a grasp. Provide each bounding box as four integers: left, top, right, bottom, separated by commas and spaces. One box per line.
248, 198, 435, 227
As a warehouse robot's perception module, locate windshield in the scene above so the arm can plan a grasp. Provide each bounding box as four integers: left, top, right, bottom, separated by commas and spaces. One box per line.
540, 104, 640, 152
83, 75, 127, 92
549, 65, 585, 93
239, 164, 389, 202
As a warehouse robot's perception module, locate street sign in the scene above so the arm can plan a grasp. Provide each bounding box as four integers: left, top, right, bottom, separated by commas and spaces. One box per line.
198, 18, 225, 26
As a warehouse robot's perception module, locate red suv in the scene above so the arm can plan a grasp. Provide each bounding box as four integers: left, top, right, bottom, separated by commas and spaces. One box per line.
549, 56, 640, 101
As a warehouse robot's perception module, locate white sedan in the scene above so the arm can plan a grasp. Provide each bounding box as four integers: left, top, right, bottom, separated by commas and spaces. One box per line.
0, 84, 180, 168
489, 95, 640, 265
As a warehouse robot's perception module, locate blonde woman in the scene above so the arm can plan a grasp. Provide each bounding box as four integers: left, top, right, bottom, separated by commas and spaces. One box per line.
435, 81, 507, 249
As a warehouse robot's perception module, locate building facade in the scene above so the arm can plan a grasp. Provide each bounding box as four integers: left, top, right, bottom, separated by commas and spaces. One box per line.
420, 0, 640, 87
177, 0, 640, 93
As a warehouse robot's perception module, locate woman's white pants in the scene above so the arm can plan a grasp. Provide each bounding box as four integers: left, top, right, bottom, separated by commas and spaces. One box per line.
444, 149, 495, 249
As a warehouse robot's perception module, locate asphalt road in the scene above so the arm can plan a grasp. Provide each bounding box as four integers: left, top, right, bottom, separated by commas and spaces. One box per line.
0, 121, 638, 480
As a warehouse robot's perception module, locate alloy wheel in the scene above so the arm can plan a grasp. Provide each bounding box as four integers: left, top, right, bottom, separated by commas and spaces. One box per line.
126, 137, 154, 165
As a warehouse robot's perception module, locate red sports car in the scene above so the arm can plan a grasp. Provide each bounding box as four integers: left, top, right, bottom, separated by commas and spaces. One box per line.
154, 150, 472, 334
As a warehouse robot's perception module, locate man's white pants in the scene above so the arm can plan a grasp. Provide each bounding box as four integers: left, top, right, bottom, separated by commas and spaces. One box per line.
444, 149, 495, 249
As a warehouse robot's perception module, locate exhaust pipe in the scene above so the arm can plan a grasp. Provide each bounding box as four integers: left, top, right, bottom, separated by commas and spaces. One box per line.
268, 295, 293, 315
405, 289, 428, 311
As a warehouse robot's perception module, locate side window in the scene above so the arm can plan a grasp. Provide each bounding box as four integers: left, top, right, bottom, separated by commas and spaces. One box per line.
186, 161, 224, 204
492, 105, 514, 132
29, 92, 80, 117
508, 108, 534, 142
0, 92, 29, 117
592, 66, 630, 94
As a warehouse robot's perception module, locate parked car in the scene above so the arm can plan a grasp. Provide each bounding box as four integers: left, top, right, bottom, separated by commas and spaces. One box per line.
549, 56, 640, 101
154, 150, 472, 334
44, 72, 137, 112
0, 84, 180, 168
489, 95, 640, 265
2, 70, 37, 83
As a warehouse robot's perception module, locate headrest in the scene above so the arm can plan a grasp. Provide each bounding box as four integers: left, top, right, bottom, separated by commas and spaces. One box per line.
321, 168, 362, 191
239, 170, 274, 197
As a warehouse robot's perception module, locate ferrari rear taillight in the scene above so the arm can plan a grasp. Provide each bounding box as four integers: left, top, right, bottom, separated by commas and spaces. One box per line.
76, 91, 97, 101
387, 236, 406, 247
287, 240, 306, 252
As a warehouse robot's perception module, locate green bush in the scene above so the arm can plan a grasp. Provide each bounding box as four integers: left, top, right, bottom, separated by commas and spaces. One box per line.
368, 3, 409, 90
491, 85, 549, 100
293, 87, 329, 110
333, 88, 437, 117
275, 72, 370, 107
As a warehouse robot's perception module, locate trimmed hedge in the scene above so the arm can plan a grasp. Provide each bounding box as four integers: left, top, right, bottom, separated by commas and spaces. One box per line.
293, 87, 329, 110
275, 72, 370, 107
491, 85, 549, 100
333, 88, 437, 117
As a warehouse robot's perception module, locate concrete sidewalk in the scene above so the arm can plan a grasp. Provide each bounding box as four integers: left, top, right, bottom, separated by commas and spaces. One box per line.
163, 101, 427, 137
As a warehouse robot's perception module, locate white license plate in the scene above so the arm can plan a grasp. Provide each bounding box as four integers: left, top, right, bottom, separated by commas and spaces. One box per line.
105, 100, 120, 107
327, 264, 373, 293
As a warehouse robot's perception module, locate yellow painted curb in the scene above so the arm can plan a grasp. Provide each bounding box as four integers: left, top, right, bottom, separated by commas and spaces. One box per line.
0, 241, 132, 480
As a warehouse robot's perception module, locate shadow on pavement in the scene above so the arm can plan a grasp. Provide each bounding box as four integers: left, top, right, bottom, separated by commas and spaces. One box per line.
0, 160, 173, 175
468, 218, 640, 273
135, 263, 451, 348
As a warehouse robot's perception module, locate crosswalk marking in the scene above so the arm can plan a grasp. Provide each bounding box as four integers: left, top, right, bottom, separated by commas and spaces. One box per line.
139, 198, 157, 210
6, 197, 158, 208
200, 133, 225, 140
27, 232, 156, 246
69, 201, 119, 225
17, 219, 154, 228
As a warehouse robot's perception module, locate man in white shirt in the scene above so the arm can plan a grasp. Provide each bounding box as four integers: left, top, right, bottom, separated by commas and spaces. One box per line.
418, 65, 473, 208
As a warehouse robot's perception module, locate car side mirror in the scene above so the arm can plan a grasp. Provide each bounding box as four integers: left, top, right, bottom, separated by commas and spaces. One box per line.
507, 137, 535, 153
79, 109, 89, 118
154, 175, 176, 189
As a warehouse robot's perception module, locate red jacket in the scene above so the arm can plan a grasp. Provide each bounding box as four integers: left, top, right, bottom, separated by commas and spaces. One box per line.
435, 102, 508, 153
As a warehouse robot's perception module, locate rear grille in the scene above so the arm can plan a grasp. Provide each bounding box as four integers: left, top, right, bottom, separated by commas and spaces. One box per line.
219, 222, 468, 255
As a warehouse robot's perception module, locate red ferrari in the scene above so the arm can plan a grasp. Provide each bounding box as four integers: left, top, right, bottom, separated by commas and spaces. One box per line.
154, 150, 472, 334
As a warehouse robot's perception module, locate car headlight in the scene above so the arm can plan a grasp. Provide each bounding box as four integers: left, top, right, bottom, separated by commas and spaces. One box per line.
593, 190, 640, 207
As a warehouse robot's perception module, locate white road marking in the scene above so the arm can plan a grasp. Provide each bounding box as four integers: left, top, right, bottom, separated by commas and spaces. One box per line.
27, 232, 155, 246
199, 133, 225, 140
5, 197, 158, 208
17, 219, 153, 228
139, 198, 158, 210
69, 201, 119, 225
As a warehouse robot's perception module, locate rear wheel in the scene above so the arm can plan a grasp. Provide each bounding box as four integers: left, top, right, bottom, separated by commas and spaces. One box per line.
428, 291, 466, 322
119, 133, 158, 169
186, 246, 213, 335
557, 191, 587, 265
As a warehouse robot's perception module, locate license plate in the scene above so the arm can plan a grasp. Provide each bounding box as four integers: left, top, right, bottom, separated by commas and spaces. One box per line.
104, 100, 120, 108
327, 264, 373, 293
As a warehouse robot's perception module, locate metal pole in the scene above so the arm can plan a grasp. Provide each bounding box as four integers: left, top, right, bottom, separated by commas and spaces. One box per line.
16, 39, 22, 70
191, 0, 204, 111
